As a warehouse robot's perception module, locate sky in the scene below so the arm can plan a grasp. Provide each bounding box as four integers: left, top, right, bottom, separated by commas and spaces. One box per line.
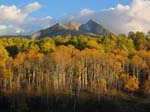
0, 0, 149, 35
0, 0, 132, 18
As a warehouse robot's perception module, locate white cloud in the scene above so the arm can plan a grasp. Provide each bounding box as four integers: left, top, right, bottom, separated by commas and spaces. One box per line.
0, 25, 7, 30
62, 0, 150, 34
23, 2, 41, 14
117, 4, 130, 10
1, 0, 150, 35
80, 9, 94, 16
0, 25, 24, 35
0, 2, 55, 35
0, 16, 55, 35
16, 16, 55, 35
0, 5, 23, 23
0, 2, 42, 23
61, 9, 94, 23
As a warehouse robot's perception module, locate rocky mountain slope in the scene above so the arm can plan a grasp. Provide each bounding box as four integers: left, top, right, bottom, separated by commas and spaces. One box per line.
32, 19, 111, 39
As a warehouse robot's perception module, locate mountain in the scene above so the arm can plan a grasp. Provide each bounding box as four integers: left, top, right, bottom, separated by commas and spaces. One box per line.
31, 19, 111, 39
79, 19, 110, 36
64, 22, 81, 30
32, 23, 82, 39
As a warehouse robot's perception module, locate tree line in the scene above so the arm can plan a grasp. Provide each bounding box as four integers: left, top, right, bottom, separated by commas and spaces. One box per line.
0, 31, 150, 99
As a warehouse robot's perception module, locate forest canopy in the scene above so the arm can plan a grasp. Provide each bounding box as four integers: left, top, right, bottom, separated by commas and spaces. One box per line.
0, 31, 150, 98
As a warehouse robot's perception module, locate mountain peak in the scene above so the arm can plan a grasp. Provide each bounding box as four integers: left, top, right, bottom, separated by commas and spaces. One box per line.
79, 19, 110, 36
32, 20, 112, 39
87, 19, 98, 24
64, 22, 80, 30
52, 23, 67, 29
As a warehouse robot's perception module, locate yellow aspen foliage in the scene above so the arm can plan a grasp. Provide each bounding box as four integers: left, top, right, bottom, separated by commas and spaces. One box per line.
0, 46, 9, 68
14, 52, 25, 67
99, 79, 107, 94
144, 76, 150, 95
110, 88, 117, 96
124, 75, 139, 92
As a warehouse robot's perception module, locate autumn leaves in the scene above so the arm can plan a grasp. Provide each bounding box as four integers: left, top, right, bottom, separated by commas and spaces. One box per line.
0, 33, 150, 98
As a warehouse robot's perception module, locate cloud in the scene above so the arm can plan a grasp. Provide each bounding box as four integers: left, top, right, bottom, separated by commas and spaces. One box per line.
1, 0, 150, 35
0, 25, 24, 35
0, 2, 55, 35
0, 16, 55, 35
0, 2, 42, 23
61, 9, 95, 22
23, 2, 41, 14
80, 9, 94, 16
16, 16, 55, 35
0, 5, 23, 23
116, 4, 130, 10
62, 0, 150, 34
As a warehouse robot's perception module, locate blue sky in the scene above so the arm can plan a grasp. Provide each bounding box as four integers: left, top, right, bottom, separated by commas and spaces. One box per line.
0, 0, 149, 35
0, 0, 132, 19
